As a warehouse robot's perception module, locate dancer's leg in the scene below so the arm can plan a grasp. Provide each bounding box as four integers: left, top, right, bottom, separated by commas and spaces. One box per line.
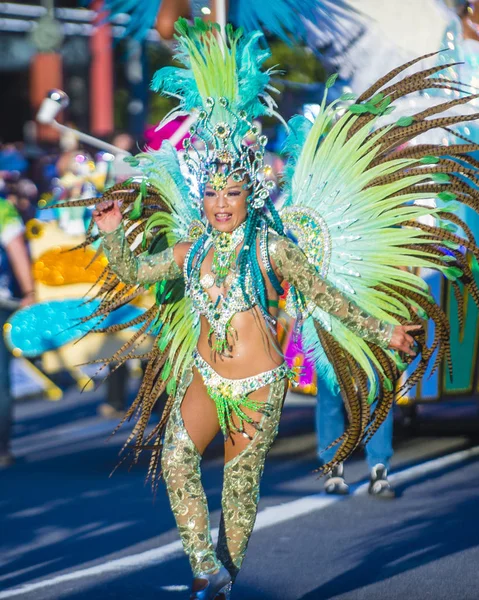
217, 379, 287, 581
161, 368, 221, 577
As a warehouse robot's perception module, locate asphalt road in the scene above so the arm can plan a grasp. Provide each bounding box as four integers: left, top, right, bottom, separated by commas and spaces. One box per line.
1, 381, 479, 600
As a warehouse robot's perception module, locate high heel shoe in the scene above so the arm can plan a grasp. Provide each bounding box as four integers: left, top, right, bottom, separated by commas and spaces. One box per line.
190, 566, 232, 600
216, 581, 232, 600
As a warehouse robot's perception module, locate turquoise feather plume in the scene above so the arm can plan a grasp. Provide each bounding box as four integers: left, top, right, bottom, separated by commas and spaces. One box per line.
85, 0, 363, 53
151, 19, 281, 131
83, 0, 161, 41
281, 115, 313, 205
132, 141, 199, 243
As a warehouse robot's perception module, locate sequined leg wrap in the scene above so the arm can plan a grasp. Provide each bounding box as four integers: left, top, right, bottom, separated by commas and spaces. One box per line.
161, 374, 222, 577
216, 378, 287, 581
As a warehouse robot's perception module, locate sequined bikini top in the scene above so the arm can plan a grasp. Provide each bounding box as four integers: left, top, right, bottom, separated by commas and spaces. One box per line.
184, 237, 254, 355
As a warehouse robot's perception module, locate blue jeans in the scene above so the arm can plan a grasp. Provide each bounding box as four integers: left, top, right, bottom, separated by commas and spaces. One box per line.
315, 382, 393, 470
0, 307, 13, 454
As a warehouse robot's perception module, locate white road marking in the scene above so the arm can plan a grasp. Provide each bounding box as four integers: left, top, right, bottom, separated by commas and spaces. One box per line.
160, 585, 189, 592
1, 445, 478, 599
0, 540, 185, 599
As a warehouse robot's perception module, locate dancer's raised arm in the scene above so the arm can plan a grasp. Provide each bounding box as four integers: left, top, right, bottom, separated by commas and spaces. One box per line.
94, 199, 184, 285
270, 235, 420, 356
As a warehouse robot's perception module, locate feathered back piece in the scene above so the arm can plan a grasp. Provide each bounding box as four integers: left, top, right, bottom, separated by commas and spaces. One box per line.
282, 52, 479, 473
151, 19, 279, 208
45, 142, 203, 486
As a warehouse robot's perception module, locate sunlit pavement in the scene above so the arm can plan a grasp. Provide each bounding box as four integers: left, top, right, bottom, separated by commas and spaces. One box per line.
1, 384, 479, 599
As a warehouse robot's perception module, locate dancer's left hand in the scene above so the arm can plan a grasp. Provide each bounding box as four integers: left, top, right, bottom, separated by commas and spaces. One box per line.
389, 324, 422, 356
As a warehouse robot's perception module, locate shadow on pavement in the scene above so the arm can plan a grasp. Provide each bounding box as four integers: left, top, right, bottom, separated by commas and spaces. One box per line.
41, 558, 280, 600
298, 462, 479, 599
0, 412, 316, 593
3, 394, 479, 598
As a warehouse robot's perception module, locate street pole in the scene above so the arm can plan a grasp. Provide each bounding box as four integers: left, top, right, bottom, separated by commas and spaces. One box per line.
90, 0, 114, 137
29, 0, 64, 142
214, 0, 227, 31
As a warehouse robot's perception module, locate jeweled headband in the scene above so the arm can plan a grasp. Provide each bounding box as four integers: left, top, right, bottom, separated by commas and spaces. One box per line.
182, 99, 276, 208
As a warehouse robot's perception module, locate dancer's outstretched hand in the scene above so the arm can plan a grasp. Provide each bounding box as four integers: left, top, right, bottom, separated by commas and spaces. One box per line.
92, 199, 122, 233
389, 324, 422, 356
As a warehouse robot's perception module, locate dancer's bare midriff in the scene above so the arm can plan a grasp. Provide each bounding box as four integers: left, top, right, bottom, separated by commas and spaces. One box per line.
177, 242, 284, 380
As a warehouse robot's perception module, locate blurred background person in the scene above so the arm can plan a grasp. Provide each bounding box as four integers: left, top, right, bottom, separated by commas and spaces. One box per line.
0, 143, 28, 176
316, 385, 396, 498
0, 197, 35, 468
315, 266, 423, 499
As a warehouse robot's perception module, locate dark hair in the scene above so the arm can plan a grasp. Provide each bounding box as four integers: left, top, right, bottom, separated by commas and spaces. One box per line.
236, 196, 285, 323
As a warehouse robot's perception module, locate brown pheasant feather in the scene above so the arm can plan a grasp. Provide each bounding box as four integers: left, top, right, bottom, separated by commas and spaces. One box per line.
303, 51, 479, 474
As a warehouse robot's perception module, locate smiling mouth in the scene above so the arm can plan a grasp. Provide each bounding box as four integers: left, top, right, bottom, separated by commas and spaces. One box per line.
215, 213, 232, 222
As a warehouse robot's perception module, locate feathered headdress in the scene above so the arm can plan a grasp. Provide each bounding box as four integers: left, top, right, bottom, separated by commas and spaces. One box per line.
151, 19, 280, 208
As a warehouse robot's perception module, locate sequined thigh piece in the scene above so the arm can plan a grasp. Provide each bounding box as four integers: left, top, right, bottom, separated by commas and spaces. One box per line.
162, 368, 287, 580
193, 350, 293, 439
161, 372, 222, 577
217, 378, 286, 580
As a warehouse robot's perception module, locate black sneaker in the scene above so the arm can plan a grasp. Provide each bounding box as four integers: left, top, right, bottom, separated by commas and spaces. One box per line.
324, 463, 350, 495
368, 464, 396, 499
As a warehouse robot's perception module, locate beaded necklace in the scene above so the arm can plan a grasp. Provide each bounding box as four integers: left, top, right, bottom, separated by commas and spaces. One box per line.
185, 223, 254, 356
210, 222, 246, 287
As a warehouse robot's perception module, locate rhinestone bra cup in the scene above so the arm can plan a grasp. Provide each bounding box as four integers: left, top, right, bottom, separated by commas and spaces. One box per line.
189, 263, 254, 356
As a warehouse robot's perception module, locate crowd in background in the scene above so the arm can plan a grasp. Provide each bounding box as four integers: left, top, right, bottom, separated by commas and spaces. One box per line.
0, 131, 139, 226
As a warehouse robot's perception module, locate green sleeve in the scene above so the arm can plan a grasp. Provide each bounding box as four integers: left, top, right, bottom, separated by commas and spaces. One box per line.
0, 200, 23, 246
269, 235, 394, 349
100, 224, 182, 285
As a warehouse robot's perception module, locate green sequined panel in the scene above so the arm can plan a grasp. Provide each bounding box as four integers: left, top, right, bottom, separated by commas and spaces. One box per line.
269, 234, 393, 348
161, 368, 222, 577
281, 207, 331, 277
100, 225, 182, 285
193, 350, 294, 438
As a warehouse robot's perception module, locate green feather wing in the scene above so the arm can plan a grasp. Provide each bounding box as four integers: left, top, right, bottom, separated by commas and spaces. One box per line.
51, 142, 201, 485
282, 54, 479, 471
